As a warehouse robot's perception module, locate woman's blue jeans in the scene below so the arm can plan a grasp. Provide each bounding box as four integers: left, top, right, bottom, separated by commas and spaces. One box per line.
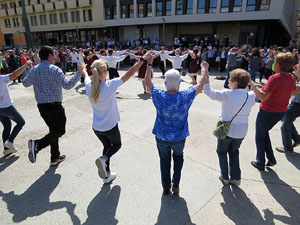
217, 136, 244, 180
255, 109, 285, 167
0, 105, 25, 144
155, 137, 185, 189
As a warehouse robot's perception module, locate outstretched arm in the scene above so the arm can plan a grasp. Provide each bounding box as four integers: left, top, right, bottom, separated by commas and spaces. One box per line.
194, 61, 209, 96
251, 82, 271, 101
10, 61, 32, 81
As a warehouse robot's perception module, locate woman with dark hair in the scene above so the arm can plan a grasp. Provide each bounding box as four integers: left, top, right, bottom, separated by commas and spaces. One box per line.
247, 48, 265, 82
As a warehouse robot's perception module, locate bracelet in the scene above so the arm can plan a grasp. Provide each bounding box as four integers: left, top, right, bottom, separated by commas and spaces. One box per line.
147, 64, 153, 66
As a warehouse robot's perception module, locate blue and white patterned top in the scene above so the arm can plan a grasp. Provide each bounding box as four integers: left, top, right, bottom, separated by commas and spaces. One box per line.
151, 86, 196, 142
22, 61, 81, 103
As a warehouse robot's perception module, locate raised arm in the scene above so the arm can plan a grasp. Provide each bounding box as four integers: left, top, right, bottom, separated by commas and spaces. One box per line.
145, 53, 154, 91
194, 61, 209, 96
250, 82, 271, 101
115, 53, 128, 62
10, 61, 32, 81
127, 53, 141, 60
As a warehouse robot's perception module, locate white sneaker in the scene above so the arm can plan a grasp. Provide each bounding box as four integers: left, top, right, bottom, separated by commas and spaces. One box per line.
229, 179, 241, 186
103, 172, 117, 184
4, 141, 17, 151
95, 157, 107, 179
3, 148, 17, 156
219, 175, 229, 185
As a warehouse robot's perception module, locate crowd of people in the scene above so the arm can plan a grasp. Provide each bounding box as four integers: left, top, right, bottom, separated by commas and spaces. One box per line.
1, 41, 300, 196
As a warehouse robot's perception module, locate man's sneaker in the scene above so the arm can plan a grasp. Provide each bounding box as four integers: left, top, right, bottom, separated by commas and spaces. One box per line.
266, 160, 277, 167
28, 139, 37, 163
172, 184, 180, 194
3, 148, 17, 156
4, 140, 17, 151
229, 179, 241, 186
50, 155, 66, 166
103, 172, 117, 184
95, 157, 107, 179
275, 147, 294, 154
251, 161, 265, 171
163, 188, 170, 195
292, 141, 300, 148
219, 175, 229, 185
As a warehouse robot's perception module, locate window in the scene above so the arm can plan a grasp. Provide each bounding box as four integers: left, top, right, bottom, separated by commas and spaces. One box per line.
221, 0, 229, 13
209, 0, 217, 13
1, 3, 8, 9
138, 4, 143, 17
113, 6, 116, 18
13, 18, 19, 27
49, 13, 57, 24
176, 0, 183, 15
166, 0, 171, 16
121, 5, 126, 18
129, 4, 134, 18
246, 0, 256, 11
30, 16, 38, 26
146, 3, 152, 17
37, 0, 40, 4
156, 2, 162, 16
260, 0, 270, 11
233, 0, 242, 12
71, 11, 80, 22
197, 0, 205, 14
105, 7, 111, 19
83, 10, 92, 21
60, 12, 68, 23
40, 14, 47, 25
187, 0, 193, 14
18, 1, 21, 7
4, 19, 11, 28
28, 0, 31, 5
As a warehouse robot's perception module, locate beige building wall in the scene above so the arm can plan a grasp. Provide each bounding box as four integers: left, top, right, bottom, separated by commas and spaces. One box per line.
0, 0, 103, 34
0, 27, 5, 47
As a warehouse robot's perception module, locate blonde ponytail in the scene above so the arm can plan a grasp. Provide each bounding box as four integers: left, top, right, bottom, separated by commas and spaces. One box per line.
90, 59, 107, 103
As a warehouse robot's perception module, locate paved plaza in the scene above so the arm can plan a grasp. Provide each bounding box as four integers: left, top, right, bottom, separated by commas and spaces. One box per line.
1, 69, 300, 225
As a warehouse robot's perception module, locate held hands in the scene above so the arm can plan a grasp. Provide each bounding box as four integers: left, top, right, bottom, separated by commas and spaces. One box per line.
25, 60, 33, 68
78, 63, 87, 77
201, 61, 209, 71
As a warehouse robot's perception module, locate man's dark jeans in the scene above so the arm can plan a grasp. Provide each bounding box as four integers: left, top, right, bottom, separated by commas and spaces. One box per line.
255, 109, 285, 167
36, 102, 66, 161
281, 103, 300, 151
93, 124, 122, 172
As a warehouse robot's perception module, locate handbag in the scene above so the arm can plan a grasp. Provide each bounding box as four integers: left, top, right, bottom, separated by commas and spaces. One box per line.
213, 93, 249, 139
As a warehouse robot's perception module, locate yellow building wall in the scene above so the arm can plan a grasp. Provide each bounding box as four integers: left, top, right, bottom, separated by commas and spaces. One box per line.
12, 33, 26, 46
0, 27, 5, 49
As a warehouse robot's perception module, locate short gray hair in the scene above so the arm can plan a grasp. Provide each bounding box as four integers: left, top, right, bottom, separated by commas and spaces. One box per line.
165, 69, 181, 91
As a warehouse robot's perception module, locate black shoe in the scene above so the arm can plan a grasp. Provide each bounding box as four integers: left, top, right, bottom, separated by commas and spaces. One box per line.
292, 141, 300, 148
275, 147, 294, 154
28, 139, 38, 163
172, 184, 180, 194
50, 155, 66, 166
266, 160, 277, 167
163, 188, 170, 195
251, 161, 265, 171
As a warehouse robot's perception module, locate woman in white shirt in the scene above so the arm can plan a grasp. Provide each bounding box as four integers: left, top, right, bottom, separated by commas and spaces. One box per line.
83, 54, 149, 183
201, 64, 256, 186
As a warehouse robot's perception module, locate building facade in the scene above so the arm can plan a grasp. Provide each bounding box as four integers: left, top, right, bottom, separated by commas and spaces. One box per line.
0, 0, 299, 49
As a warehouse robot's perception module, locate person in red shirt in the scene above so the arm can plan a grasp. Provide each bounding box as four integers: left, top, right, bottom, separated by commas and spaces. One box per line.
250, 52, 300, 170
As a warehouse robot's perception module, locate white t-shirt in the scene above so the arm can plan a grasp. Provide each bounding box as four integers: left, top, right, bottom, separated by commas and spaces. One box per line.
85, 76, 124, 131
70, 52, 78, 63
0, 75, 13, 108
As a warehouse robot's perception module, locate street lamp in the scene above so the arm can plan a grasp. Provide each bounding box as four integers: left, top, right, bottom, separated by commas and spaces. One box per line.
21, 0, 32, 49
162, 18, 165, 44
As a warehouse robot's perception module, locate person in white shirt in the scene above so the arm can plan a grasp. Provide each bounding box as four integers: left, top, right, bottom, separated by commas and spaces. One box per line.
82, 52, 150, 183
113, 47, 127, 69
97, 49, 128, 80
70, 49, 79, 72
0, 61, 32, 155
78, 48, 85, 82
201, 63, 256, 186
164, 48, 189, 73
153, 45, 173, 76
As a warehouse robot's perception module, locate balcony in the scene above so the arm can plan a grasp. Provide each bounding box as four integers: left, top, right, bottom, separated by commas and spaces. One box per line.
0, 9, 7, 17
16, 7, 23, 15
79, 0, 91, 7
55, 1, 66, 10
45, 2, 54, 11
25, 5, 33, 13
7, 8, 15, 16
35, 4, 44, 13
66, 0, 77, 9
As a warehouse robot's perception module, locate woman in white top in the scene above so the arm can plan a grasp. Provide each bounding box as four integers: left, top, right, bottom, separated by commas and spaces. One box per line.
201, 63, 256, 186
83, 53, 149, 183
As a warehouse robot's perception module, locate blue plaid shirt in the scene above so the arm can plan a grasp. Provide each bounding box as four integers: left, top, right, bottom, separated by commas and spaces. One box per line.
23, 61, 81, 103
151, 86, 196, 142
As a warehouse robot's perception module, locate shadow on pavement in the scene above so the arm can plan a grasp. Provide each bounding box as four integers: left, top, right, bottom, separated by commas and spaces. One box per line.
0, 167, 80, 224
221, 185, 274, 224
285, 152, 300, 171
137, 93, 151, 100
75, 83, 86, 95
155, 195, 195, 225
260, 168, 300, 225
83, 184, 121, 225
0, 154, 19, 173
